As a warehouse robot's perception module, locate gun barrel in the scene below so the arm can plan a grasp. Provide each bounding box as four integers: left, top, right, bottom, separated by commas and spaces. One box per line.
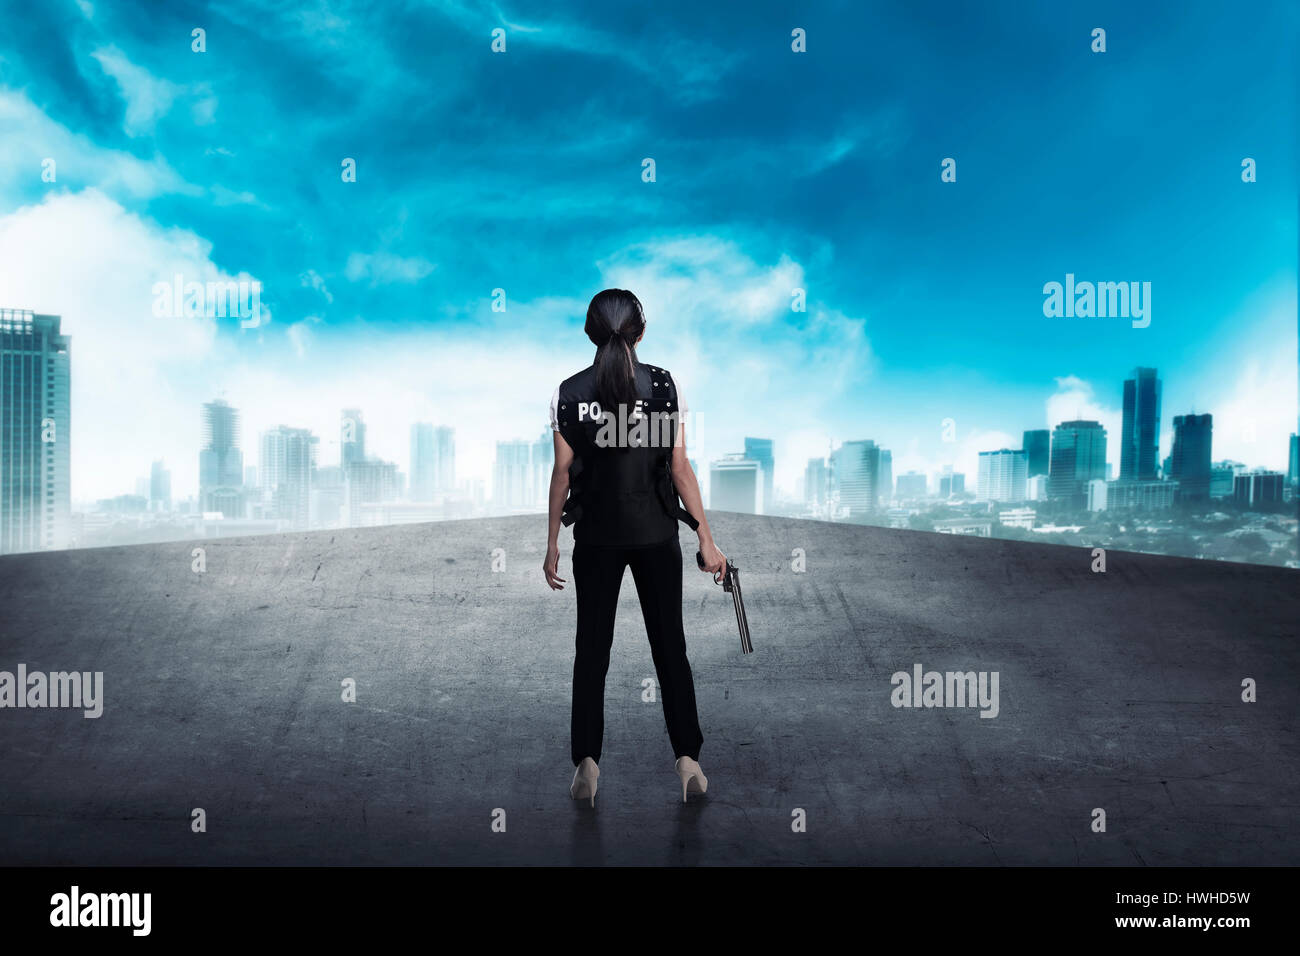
730, 570, 753, 654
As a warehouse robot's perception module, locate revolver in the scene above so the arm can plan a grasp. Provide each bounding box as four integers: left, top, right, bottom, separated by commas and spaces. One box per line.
696, 551, 753, 654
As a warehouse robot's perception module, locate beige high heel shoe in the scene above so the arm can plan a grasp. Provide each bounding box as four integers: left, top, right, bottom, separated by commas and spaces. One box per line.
571, 757, 600, 807
675, 756, 708, 803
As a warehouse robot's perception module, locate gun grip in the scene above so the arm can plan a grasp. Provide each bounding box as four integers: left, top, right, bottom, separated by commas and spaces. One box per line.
696, 550, 706, 570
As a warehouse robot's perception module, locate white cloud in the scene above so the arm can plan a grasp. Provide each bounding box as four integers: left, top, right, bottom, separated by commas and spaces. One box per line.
0, 90, 196, 199
286, 316, 322, 357
299, 269, 334, 303
91, 46, 180, 136
344, 251, 436, 284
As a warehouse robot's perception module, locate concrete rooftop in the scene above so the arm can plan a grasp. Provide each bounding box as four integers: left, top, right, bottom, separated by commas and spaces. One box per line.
0, 513, 1296, 865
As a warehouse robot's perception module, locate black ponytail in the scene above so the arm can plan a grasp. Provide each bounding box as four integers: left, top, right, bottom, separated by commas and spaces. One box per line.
584, 289, 645, 412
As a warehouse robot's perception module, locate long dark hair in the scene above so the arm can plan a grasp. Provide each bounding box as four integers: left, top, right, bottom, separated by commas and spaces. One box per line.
584, 288, 645, 411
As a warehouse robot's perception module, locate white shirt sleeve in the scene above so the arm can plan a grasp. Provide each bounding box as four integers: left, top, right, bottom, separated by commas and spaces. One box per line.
549, 385, 560, 431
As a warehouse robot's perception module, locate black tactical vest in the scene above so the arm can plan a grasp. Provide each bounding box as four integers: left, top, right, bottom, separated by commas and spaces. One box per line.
555, 362, 699, 546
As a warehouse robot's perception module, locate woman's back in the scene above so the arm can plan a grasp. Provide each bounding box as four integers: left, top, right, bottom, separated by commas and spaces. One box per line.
550, 359, 688, 547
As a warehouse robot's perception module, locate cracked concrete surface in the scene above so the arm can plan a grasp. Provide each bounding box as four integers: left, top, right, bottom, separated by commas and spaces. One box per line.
0, 513, 1296, 865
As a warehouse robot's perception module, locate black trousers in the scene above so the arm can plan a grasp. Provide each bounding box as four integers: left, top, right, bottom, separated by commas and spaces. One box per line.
570, 533, 704, 766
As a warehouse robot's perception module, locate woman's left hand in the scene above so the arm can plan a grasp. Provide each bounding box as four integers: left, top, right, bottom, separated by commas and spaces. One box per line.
543, 544, 566, 590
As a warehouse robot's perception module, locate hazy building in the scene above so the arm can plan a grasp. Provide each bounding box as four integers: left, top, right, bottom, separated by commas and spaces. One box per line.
150, 459, 172, 511
830, 440, 887, 519
711, 455, 762, 513
261, 426, 317, 530
744, 438, 774, 510
493, 440, 534, 510
804, 457, 829, 507
1120, 367, 1162, 481
345, 458, 399, 522
1087, 478, 1108, 512
410, 423, 436, 501
1048, 420, 1107, 507
1169, 414, 1212, 503
977, 449, 1028, 502
311, 464, 345, 529
1233, 471, 1284, 509
1289, 433, 1298, 488
878, 449, 892, 508
896, 471, 927, 498
410, 423, 457, 500
434, 426, 455, 492
1210, 461, 1244, 499
1022, 429, 1050, 478
531, 429, 554, 509
933, 517, 992, 537
200, 399, 244, 518
999, 507, 1036, 529
938, 467, 965, 498
1026, 474, 1049, 501
1107, 479, 1177, 511
0, 310, 71, 553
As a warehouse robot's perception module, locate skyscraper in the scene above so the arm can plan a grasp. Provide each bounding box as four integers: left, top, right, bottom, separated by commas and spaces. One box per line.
977, 449, 1028, 502
199, 399, 244, 518
896, 471, 927, 498
1022, 429, 1050, 478
1169, 413, 1213, 502
744, 437, 774, 509
1048, 420, 1107, 506
434, 425, 455, 492
410, 423, 436, 501
1288, 432, 1298, 488
260, 426, 317, 529
938, 465, 965, 498
804, 457, 829, 507
0, 310, 70, 554
493, 440, 533, 510
878, 449, 892, 508
531, 428, 554, 509
150, 459, 172, 511
830, 440, 886, 520
1120, 367, 1162, 480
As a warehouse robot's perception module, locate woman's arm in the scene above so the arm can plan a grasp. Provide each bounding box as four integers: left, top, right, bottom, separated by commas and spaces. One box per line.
670, 421, 726, 575
543, 430, 574, 590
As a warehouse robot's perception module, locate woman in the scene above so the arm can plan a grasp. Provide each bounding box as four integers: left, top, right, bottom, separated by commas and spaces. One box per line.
543, 288, 726, 806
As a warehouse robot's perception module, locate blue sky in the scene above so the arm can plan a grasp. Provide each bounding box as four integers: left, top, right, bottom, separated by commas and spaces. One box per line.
0, 0, 1295, 501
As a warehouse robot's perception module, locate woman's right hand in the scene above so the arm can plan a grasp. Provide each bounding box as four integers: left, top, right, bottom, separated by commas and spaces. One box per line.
698, 539, 726, 579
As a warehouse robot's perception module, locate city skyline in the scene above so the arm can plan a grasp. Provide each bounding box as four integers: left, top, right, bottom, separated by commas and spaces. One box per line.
74, 356, 1299, 515
6, 309, 1293, 563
